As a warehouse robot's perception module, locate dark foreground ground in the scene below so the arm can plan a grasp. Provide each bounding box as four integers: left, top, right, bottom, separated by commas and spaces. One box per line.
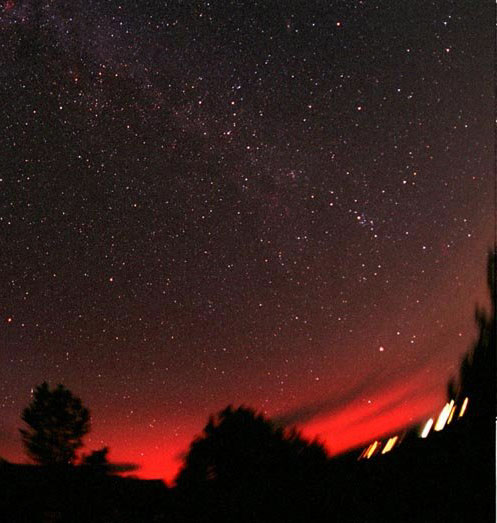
1, 411, 495, 523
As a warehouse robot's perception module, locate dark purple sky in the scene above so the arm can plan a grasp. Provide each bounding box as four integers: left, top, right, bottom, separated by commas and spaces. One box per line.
0, 0, 493, 481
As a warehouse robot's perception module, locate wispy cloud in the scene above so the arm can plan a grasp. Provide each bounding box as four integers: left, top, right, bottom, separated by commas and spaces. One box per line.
275, 357, 438, 430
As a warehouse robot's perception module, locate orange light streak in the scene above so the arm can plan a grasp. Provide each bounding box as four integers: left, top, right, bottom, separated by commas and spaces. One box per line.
459, 397, 469, 417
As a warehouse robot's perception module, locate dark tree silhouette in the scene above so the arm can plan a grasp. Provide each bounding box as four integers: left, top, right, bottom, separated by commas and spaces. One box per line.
176, 405, 328, 485
175, 405, 331, 522
20, 382, 90, 465
448, 246, 496, 423
437, 247, 496, 523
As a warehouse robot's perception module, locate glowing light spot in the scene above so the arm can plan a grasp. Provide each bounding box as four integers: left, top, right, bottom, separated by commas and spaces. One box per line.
366, 441, 379, 459
434, 401, 453, 431
447, 403, 457, 425
459, 397, 469, 418
381, 436, 398, 454
420, 418, 434, 438
362, 443, 373, 459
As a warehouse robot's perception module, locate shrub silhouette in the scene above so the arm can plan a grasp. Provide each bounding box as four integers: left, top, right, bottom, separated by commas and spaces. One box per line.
20, 382, 90, 465
81, 446, 139, 475
175, 405, 331, 521
81, 446, 112, 475
82, 446, 110, 467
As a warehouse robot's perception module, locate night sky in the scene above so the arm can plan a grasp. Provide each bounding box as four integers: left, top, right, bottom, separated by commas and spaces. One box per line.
0, 1, 494, 482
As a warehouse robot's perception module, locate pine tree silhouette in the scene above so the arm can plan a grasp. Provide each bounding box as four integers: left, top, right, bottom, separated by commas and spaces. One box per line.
20, 382, 90, 465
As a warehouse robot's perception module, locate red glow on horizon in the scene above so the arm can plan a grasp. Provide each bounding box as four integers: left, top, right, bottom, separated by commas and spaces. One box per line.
299, 374, 441, 457
106, 375, 443, 483
0, 372, 451, 484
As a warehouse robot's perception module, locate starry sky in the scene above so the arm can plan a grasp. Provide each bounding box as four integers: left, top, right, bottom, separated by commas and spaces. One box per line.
0, 1, 494, 482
